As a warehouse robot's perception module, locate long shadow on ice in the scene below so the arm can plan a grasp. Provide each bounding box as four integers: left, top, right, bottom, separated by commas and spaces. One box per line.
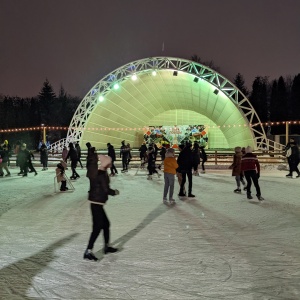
0, 233, 78, 300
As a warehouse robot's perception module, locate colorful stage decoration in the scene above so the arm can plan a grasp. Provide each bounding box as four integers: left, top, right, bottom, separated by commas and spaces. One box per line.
143, 125, 208, 149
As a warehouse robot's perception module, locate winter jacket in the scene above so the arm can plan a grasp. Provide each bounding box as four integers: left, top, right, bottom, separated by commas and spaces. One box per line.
192, 148, 201, 165
163, 157, 178, 175
66, 147, 78, 162
285, 142, 300, 164
231, 152, 242, 176
108, 145, 116, 162
0, 148, 9, 163
241, 153, 260, 173
177, 146, 193, 171
86, 152, 99, 179
88, 170, 117, 204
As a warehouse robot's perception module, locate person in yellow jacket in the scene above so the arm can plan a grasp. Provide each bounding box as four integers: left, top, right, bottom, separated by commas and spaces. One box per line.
163, 148, 178, 204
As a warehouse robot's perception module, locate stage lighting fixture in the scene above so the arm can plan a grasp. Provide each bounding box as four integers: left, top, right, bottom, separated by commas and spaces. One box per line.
193, 77, 199, 83
98, 95, 104, 102
131, 74, 137, 81
113, 83, 119, 90
173, 71, 178, 76
214, 89, 219, 95
152, 70, 157, 76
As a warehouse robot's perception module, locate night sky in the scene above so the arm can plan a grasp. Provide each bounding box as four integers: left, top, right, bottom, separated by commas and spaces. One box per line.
0, 0, 299, 98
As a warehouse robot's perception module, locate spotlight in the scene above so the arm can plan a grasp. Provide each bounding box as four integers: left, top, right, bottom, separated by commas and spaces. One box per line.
213, 89, 219, 95
113, 83, 119, 90
152, 70, 157, 76
173, 71, 178, 76
98, 95, 104, 102
193, 77, 199, 83
131, 74, 137, 81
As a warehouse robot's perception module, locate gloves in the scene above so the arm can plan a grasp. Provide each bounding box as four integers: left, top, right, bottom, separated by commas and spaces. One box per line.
114, 189, 120, 195
257, 173, 260, 179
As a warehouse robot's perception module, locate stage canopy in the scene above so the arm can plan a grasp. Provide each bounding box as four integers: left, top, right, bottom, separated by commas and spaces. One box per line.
60, 57, 270, 150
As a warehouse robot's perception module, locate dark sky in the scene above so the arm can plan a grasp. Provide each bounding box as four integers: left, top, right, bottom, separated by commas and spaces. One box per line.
0, 0, 299, 98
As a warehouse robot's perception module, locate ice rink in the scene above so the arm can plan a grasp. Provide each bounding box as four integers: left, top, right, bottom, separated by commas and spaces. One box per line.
0, 165, 299, 299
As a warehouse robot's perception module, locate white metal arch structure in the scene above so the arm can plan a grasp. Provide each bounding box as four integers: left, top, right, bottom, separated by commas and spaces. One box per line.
65, 57, 270, 150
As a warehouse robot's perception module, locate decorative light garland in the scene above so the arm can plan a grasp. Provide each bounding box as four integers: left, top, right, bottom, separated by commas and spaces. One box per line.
0, 121, 300, 133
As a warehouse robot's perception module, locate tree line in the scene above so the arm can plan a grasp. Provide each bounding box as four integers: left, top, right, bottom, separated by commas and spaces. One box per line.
0, 79, 81, 148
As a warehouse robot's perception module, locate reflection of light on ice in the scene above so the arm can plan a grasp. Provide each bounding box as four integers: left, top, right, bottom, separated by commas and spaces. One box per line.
168, 234, 171, 238
201, 212, 205, 218
186, 225, 189, 229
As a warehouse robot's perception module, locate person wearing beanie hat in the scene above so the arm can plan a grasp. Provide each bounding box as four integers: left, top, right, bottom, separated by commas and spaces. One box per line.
162, 148, 178, 204
84, 154, 120, 261
241, 146, 264, 201
229, 146, 246, 193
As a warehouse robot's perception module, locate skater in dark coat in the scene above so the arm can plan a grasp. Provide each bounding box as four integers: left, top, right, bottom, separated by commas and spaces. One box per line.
18, 143, 31, 177
285, 137, 300, 178
107, 143, 118, 176
177, 142, 195, 197
139, 143, 147, 164
40, 143, 48, 170
83, 155, 120, 261
75, 142, 83, 168
199, 145, 207, 173
192, 142, 201, 176
66, 142, 80, 180
120, 140, 129, 172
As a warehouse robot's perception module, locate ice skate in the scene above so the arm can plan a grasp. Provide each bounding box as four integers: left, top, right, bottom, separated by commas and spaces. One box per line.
188, 193, 195, 198
257, 195, 265, 201
147, 175, 152, 180
169, 199, 176, 205
247, 193, 253, 199
234, 188, 241, 193
200, 170, 205, 174
83, 249, 98, 261
163, 197, 168, 204
286, 173, 293, 178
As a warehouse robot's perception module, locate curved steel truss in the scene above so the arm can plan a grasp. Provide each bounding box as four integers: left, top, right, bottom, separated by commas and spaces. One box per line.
51, 57, 283, 151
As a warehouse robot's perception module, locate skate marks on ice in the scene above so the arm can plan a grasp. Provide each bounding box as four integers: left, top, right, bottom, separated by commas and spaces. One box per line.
170, 198, 300, 299
0, 233, 78, 300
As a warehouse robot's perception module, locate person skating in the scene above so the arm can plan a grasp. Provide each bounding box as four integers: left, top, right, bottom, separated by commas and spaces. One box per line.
146, 146, 160, 180
229, 146, 246, 193
199, 144, 207, 174
40, 143, 48, 171
83, 155, 120, 261
27, 150, 38, 176
107, 143, 118, 176
192, 142, 200, 176
177, 142, 195, 198
241, 146, 264, 201
56, 161, 68, 191
120, 140, 129, 172
163, 148, 178, 204
0, 143, 11, 177
18, 143, 31, 177
66, 142, 80, 180
285, 137, 300, 178
75, 142, 84, 168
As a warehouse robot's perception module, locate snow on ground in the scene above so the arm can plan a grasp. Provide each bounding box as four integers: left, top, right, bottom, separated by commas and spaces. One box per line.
0, 165, 299, 299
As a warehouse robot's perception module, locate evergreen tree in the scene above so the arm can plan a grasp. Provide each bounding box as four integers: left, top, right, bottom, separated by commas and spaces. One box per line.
233, 73, 249, 96
249, 76, 268, 122
38, 79, 56, 124
290, 74, 300, 120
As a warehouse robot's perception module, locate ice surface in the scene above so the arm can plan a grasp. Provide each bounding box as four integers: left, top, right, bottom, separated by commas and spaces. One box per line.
0, 165, 299, 299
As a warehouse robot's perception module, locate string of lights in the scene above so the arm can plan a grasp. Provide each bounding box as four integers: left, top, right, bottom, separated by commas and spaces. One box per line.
1, 121, 300, 133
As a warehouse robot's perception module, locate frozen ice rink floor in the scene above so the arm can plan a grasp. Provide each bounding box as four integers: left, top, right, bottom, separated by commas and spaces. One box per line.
0, 166, 299, 299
